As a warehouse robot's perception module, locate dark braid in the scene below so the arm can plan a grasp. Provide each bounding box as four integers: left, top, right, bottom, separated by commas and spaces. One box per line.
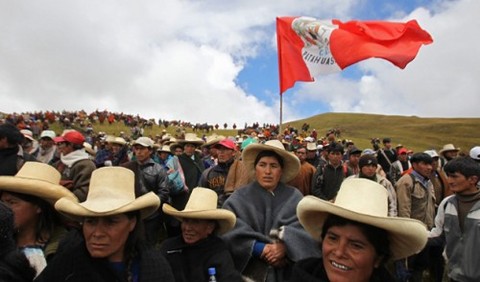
122, 211, 145, 282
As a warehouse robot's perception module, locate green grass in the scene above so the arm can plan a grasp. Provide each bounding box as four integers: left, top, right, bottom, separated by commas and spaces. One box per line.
45, 112, 478, 154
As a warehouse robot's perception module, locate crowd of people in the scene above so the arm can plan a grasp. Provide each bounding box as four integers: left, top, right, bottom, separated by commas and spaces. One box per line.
0, 115, 479, 282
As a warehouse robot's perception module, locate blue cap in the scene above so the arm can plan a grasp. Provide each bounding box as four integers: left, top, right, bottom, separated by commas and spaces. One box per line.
208, 267, 216, 275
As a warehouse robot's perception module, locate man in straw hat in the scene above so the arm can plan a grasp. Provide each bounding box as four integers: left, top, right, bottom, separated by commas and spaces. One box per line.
36, 167, 175, 282
222, 139, 320, 281
293, 178, 428, 281
160, 187, 242, 281
122, 136, 170, 246
439, 143, 460, 169
0, 162, 77, 275
164, 133, 205, 237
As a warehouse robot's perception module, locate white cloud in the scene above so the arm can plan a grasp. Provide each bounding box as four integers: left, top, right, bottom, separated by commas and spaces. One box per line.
286, 0, 480, 118
0, 0, 477, 128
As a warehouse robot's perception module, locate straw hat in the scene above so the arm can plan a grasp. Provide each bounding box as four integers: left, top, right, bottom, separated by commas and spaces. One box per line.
202, 134, 225, 148
297, 178, 428, 260
439, 144, 460, 156
162, 188, 236, 235
0, 162, 77, 204
108, 136, 127, 146
157, 145, 172, 154
176, 133, 204, 146
242, 139, 300, 183
83, 142, 96, 156
55, 167, 160, 221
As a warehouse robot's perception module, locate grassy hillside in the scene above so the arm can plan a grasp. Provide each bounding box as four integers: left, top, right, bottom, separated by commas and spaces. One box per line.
287, 113, 479, 154
38, 112, 479, 154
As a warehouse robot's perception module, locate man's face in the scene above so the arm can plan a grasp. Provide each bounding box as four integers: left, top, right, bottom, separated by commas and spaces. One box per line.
348, 153, 361, 166
384, 142, 392, 149
398, 152, 408, 162
361, 164, 377, 178
183, 143, 196, 156
412, 161, 433, 178
216, 146, 235, 163
306, 150, 316, 159
444, 150, 458, 160
295, 148, 307, 163
133, 145, 151, 163
40, 138, 54, 150
446, 172, 479, 195
328, 151, 343, 166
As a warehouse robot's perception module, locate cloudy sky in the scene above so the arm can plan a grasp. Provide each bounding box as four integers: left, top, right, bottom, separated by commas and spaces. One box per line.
1, 0, 478, 126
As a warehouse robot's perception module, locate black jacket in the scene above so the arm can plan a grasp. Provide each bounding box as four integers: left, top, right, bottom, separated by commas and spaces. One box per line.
35, 232, 174, 282
160, 235, 242, 282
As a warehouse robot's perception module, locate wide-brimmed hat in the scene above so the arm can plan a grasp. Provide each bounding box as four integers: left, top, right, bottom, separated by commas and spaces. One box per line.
242, 139, 300, 183
157, 145, 172, 154
0, 162, 77, 204
202, 134, 225, 148
439, 144, 460, 156
176, 133, 204, 146
55, 167, 160, 221
162, 188, 236, 235
108, 136, 127, 146
297, 178, 428, 260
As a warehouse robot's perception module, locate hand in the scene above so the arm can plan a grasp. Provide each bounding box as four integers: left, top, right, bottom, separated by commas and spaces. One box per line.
261, 242, 286, 266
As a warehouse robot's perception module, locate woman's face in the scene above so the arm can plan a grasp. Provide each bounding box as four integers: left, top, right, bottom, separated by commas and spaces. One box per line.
83, 214, 136, 262
1, 192, 40, 232
181, 218, 215, 244
254, 156, 283, 191
322, 224, 381, 282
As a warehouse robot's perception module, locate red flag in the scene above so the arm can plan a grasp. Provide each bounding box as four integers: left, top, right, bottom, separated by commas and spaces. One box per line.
276, 17, 433, 94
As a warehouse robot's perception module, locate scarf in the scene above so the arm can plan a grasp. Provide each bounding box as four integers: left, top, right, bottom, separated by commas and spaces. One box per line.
61, 149, 89, 168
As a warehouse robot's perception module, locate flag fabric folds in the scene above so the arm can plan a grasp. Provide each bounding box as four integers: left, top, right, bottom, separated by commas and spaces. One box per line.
276, 17, 433, 94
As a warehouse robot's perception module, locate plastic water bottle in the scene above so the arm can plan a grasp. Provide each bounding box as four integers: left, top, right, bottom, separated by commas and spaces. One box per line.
208, 267, 217, 282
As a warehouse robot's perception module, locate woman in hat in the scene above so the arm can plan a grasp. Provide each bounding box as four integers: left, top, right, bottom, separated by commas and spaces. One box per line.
36, 167, 175, 282
293, 178, 428, 282
222, 140, 320, 282
0, 162, 76, 275
160, 187, 242, 282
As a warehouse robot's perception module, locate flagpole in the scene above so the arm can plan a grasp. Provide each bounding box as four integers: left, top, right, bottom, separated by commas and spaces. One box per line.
279, 93, 283, 137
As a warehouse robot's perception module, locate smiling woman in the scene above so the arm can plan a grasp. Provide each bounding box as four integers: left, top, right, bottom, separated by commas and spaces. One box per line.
35, 167, 175, 282
293, 178, 428, 282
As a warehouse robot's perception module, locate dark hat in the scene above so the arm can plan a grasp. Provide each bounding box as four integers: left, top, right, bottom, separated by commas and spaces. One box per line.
327, 142, 344, 154
410, 152, 433, 164
359, 154, 378, 168
382, 137, 391, 144
348, 146, 362, 155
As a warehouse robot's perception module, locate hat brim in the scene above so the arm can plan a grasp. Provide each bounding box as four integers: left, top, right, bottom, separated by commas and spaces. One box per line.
242, 143, 300, 183
55, 192, 160, 222
177, 140, 204, 146
297, 196, 428, 260
0, 177, 77, 204
162, 204, 236, 235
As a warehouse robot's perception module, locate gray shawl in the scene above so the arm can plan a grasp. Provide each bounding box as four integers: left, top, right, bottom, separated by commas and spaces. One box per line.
222, 181, 320, 281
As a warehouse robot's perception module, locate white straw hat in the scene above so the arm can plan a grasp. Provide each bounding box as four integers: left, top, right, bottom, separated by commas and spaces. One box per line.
297, 178, 428, 260
55, 167, 160, 221
242, 139, 300, 183
162, 188, 236, 235
0, 162, 77, 204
